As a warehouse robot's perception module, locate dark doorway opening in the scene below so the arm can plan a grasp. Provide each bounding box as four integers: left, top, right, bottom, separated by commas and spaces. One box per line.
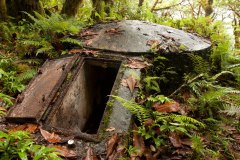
82, 59, 121, 133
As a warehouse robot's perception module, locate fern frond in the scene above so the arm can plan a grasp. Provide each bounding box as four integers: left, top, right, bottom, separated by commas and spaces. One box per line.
60, 38, 82, 46
155, 113, 205, 129
221, 105, 240, 118
16, 59, 42, 65
211, 71, 235, 80
22, 40, 43, 47
174, 115, 205, 128
17, 69, 37, 82
227, 63, 240, 69
111, 95, 151, 123
0, 93, 13, 106
36, 46, 54, 56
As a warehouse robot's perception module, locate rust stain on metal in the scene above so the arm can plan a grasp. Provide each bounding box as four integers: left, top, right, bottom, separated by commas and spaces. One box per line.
6, 55, 78, 123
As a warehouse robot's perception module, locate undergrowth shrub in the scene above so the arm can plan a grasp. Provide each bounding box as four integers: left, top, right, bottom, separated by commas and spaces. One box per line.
0, 131, 61, 160
17, 12, 83, 58
112, 95, 205, 147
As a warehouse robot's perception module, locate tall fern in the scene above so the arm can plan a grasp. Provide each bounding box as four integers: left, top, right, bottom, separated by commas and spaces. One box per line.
111, 95, 151, 123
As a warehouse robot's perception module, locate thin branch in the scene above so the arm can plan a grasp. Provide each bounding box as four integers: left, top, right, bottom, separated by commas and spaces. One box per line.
151, 0, 160, 12
152, 0, 184, 11
169, 73, 204, 97
228, 5, 240, 18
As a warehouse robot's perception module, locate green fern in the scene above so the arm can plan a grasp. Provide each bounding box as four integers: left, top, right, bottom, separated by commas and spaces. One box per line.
187, 77, 240, 118
112, 95, 204, 137
60, 37, 82, 46
111, 95, 151, 123
191, 135, 205, 156
221, 105, 240, 118
155, 113, 205, 130
0, 93, 13, 106
19, 12, 84, 58
143, 76, 161, 92
17, 69, 37, 82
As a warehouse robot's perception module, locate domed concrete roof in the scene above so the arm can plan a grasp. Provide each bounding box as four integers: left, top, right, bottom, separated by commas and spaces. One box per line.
80, 20, 211, 54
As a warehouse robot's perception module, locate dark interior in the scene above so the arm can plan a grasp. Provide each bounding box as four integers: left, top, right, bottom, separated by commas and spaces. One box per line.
82, 59, 120, 134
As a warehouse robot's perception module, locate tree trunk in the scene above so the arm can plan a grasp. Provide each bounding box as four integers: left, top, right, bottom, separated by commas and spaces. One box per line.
6, 0, 44, 20
203, 0, 213, 17
61, 0, 83, 17
0, 0, 7, 21
234, 19, 240, 49
104, 0, 113, 15
138, 0, 144, 7
91, 0, 113, 21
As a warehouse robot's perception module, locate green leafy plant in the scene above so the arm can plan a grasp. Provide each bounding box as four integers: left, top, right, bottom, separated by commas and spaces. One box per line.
0, 93, 13, 107
19, 12, 83, 58
0, 131, 61, 160
112, 95, 205, 147
187, 77, 240, 119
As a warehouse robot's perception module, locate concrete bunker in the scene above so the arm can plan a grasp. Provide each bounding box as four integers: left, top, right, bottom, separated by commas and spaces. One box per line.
6, 20, 211, 144
46, 58, 121, 134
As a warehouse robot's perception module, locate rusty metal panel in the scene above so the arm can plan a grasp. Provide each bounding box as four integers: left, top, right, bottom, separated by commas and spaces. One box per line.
6, 55, 78, 123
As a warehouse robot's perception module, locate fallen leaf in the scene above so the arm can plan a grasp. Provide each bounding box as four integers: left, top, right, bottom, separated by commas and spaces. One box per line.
105, 28, 123, 34
108, 139, 126, 160
169, 132, 182, 148
106, 127, 115, 132
40, 128, 61, 143
106, 133, 119, 159
173, 148, 192, 156
80, 31, 98, 37
10, 123, 38, 133
84, 147, 98, 160
10, 124, 26, 132
121, 75, 138, 93
25, 124, 38, 133
152, 101, 180, 113
0, 107, 6, 112
85, 40, 93, 46
150, 145, 156, 152
69, 49, 98, 55
131, 124, 145, 159
143, 119, 154, 128
126, 59, 149, 69
144, 148, 155, 160
146, 40, 161, 46
180, 138, 192, 146
51, 145, 77, 158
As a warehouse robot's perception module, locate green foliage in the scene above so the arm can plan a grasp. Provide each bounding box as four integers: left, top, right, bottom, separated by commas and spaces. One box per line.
19, 12, 83, 58
112, 95, 205, 147
0, 22, 12, 42
187, 77, 240, 118
143, 76, 161, 93
0, 93, 13, 107
111, 96, 151, 123
0, 69, 25, 94
191, 135, 205, 155
0, 54, 36, 96
0, 131, 61, 160
187, 53, 210, 74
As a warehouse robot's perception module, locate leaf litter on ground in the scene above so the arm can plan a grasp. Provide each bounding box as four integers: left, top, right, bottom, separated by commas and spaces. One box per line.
40, 128, 61, 143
